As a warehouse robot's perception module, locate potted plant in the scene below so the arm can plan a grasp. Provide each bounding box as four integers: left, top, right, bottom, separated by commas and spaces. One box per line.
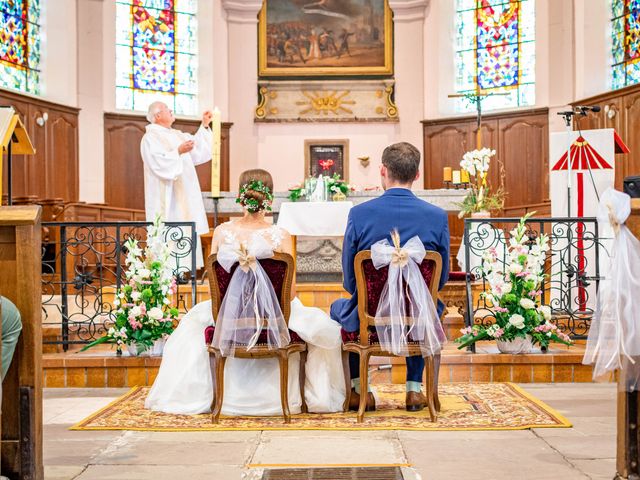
457, 148, 505, 218
81, 217, 179, 356
455, 214, 572, 353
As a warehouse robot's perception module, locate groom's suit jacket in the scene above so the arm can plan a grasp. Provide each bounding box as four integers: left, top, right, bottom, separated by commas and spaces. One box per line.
330, 187, 450, 332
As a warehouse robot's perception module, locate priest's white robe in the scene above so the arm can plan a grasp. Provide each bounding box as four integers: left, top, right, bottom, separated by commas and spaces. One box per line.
140, 123, 212, 269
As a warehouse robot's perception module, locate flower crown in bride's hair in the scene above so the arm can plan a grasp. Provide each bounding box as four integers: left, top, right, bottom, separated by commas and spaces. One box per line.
236, 180, 274, 213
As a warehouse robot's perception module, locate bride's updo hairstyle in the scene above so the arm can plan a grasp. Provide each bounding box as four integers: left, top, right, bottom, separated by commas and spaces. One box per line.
237, 169, 274, 213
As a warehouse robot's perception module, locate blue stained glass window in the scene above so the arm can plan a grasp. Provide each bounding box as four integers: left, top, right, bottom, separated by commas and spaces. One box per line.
0, 0, 40, 94
611, 0, 640, 89
454, 0, 535, 113
116, 0, 198, 115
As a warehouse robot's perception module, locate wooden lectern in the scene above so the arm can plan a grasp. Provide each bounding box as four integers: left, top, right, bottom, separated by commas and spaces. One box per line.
618, 198, 640, 479
0, 206, 43, 479
0, 107, 36, 206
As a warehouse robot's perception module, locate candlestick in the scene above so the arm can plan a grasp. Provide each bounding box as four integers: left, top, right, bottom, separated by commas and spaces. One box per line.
460, 169, 470, 184
452, 170, 461, 185
211, 107, 221, 198
443, 167, 452, 183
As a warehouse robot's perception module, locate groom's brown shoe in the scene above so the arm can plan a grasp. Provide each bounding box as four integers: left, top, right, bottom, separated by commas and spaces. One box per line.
348, 388, 376, 412
406, 391, 426, 412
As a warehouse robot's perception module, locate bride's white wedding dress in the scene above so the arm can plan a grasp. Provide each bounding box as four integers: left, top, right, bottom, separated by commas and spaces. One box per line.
145, 223, 346, 416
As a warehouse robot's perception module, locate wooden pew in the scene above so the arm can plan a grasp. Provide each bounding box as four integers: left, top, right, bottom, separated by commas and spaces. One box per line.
617, 197, 640, 479
0, 206, 43, 479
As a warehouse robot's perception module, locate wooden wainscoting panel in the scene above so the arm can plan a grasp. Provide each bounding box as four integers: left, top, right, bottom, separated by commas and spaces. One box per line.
498, 112, 549, 208
423, 121, 469, 189
0, 88, 79, 204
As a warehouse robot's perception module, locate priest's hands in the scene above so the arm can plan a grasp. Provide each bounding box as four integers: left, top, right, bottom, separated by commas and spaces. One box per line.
202, 110, 213, 127
178, 140, 195, 155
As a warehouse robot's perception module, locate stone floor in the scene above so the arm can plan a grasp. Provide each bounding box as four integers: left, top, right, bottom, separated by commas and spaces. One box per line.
44, 383, 617, 480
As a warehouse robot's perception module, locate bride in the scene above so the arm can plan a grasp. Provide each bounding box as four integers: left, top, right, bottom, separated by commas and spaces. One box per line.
145, 169, 346, 416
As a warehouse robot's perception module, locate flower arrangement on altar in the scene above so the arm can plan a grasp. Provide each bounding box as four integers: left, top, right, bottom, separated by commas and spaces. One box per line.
81, 216, 179, 355
287, 173, 353, 202
455, 214, 572, 351
456, 148, 505, 218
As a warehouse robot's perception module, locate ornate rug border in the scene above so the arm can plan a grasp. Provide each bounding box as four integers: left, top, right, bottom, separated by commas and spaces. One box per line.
69, 382, 573, 432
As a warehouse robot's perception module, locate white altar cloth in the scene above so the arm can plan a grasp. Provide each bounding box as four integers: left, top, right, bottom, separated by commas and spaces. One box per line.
277, 202, 353, 237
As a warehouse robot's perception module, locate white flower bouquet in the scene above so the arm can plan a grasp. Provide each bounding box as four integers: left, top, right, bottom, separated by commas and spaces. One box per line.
455, 214, 572, 349
81, 216, 179, 354
457, 148, 505, 218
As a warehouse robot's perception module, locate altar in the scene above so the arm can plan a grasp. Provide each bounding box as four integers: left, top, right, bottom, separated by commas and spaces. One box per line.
204, 189, 466, 281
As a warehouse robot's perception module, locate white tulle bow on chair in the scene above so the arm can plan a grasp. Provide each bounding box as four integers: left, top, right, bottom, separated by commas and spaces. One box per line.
370, 230, 447, 357
211, 235, 290, 356
583, 188, 640, 391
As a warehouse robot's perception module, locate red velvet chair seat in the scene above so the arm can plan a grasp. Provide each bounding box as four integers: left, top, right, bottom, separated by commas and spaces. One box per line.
448, 271, 476, 282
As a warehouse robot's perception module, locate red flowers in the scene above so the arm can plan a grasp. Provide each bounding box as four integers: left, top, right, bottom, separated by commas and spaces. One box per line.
318, 159, 334, 171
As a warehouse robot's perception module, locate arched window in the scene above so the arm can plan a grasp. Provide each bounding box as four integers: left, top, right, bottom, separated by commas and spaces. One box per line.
454, 0, 535, 113
0, 0, 41, 95
116, 0, 197, 115
611, 0, 640, 89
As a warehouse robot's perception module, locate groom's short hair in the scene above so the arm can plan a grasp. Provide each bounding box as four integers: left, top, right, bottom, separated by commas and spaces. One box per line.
381, 142, 420, 183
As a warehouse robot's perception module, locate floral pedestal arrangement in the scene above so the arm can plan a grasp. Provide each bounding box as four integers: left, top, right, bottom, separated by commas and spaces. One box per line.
81, 217, 179, 355
457, 148, 504, 218
455, 214, 572, 353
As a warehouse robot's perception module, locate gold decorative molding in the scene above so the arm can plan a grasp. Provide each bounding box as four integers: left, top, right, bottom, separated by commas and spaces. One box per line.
386, 84, 399, 119
254, 80, 399, 123
296, 91, 356, 116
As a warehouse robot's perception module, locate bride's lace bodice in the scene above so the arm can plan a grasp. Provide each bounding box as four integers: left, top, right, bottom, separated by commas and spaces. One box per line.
212, 221, 285, 254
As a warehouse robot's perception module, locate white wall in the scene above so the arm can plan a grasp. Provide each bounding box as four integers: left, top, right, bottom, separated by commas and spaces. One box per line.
40, 0, 77, 106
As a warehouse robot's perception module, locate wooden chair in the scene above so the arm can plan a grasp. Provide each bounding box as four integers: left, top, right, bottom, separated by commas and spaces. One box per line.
342, 250, 443, 423
205, 252, 307, 424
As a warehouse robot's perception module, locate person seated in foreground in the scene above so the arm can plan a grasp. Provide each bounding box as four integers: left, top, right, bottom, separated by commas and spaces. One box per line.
330, 142, 450, 412
1, 296, 22, 382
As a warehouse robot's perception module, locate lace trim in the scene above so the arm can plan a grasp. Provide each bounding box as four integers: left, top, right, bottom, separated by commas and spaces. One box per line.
220, 223, 283, 250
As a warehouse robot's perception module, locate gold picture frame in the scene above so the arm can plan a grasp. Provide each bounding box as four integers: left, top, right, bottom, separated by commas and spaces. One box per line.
259, 0, 394, 78
304, 139, 349, 181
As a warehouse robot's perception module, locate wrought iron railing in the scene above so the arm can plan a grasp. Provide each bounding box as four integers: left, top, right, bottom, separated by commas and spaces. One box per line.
41, 221, 199, 351
463, 217, 610, 351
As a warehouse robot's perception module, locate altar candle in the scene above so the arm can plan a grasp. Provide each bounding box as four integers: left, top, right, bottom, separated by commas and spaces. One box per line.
443, 167, 452, 183
452, 170, 461, 184
460, 169, 470, 183
211, 107, 221, 198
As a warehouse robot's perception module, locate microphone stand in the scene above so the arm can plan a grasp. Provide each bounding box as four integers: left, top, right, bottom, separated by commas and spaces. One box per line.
558, 110, 576, 218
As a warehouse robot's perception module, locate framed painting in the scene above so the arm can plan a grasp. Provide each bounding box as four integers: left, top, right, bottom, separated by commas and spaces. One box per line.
304, 139, 349, 180
259, 0, 393, 77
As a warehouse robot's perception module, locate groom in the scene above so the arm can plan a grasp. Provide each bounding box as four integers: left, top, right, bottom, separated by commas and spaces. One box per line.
330, 142, 450, 412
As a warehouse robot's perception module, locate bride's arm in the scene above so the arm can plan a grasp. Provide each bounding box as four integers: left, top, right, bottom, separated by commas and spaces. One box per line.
279, 230, 297, 300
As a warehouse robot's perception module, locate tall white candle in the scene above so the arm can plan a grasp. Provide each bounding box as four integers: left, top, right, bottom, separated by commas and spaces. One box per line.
211, 107, 221, 198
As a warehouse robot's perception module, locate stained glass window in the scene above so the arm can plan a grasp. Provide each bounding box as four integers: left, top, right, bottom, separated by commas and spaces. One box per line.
454, 0, 535, 113
611, 0, 640, 89
116, 0, 198, 115
0, 0, 40, 95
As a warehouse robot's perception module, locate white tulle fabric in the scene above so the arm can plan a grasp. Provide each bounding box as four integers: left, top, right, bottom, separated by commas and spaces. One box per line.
583, 188, 640, 391
371, 235, 447, 357
211, 235, 290, 356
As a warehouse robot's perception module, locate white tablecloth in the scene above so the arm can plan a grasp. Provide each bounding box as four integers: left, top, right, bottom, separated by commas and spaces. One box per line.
277, 201, 353, 236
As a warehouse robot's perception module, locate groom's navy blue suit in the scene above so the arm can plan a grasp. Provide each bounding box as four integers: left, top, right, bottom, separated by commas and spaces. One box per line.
330, 188, 450, 382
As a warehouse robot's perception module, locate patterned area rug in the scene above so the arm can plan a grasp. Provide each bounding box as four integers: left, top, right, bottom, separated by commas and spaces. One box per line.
71, 383, 571, 432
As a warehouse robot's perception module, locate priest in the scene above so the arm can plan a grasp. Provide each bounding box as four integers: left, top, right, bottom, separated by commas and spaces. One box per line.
140, 101, 213, 270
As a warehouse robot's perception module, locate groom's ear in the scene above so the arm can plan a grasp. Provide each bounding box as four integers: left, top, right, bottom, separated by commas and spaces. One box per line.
414, 170, 421, 182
